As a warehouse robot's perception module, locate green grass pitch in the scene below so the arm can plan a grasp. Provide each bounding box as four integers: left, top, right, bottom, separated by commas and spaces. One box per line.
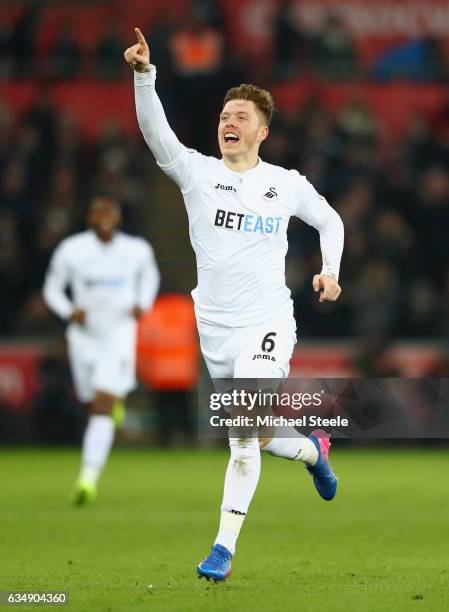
1, 447, 448, 611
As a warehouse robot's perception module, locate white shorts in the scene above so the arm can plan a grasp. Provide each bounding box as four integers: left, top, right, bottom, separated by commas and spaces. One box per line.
197, 316, 297, 380
66, 323, 136, 403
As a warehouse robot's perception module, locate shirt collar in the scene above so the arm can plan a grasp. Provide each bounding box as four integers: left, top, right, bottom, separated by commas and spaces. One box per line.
88, 229, 120, 247
220, 157, 264, 178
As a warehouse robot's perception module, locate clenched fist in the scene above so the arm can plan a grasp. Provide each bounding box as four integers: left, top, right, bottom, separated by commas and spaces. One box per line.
124, 27, 150, 73
312, 274, 341, 303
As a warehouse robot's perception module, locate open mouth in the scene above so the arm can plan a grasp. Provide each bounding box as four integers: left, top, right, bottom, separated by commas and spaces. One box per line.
224, 132, 240, 144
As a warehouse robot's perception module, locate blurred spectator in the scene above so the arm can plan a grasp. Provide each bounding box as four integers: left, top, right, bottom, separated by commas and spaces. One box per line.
194, 0, 224, 28
25, 90, 57, 181
442, 267, 449, 339
16, 292, 58, 337
169, 15, 223, 80
92, 120, 147, 214
372, 210, 413, 267
7, 5, 40, 77
431, 91, 449, 134
311, 13, 358, 79
169, 13, 225, 151
96, 22, 125, 80
404, 114, 436, 171
0, 22, 12, 78
272, 1, 307, 79
350, 260, 400, 336
0, 103, 14, 164
415, 166, 449, 280
0, 212, 28, 333
400, 279, 440, 337
32, 342, 86, 444
48, 24, 81, 79
26, 213, 71, 293
137, 294, 199, 446
143, 10, 176, 93
54, 113, 84, 172
1, 161, 30, 217
337, 100, 377, 147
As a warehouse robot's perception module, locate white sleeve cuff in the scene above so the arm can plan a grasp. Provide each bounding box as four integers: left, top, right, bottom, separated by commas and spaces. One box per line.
134, 65, 156, 85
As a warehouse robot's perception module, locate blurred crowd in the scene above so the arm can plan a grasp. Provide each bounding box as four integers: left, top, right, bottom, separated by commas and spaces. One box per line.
0, 95, 151, 336
0, 0, 448, 344
1, 2, 448, 82
280, 96, 449, 342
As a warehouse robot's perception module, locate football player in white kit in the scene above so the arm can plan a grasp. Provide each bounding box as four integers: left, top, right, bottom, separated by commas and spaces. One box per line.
124, 29, 344, 580
43, 197, 160, 505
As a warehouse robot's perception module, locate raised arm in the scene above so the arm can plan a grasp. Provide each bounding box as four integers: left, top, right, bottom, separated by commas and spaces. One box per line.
124, 28, 184, 169
292, 171, 344, 302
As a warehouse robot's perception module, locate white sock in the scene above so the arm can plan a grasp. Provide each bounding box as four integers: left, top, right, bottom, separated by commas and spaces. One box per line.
214, 511, 245, 556
214, 437, 261, 555
262, 426, 318, 465
79, 415, 115, 486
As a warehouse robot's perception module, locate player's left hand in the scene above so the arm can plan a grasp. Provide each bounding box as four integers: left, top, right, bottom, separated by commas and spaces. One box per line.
312, 274, 341, 303
124, 28, 150, 73
132, 305, 145, 320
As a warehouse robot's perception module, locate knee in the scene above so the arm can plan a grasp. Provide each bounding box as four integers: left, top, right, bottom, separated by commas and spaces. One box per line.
91, 393, 116, 416
91, 404, 112, 416
229, 437, 260, 460
259, 436, 273, 449
228, 438, 260, 477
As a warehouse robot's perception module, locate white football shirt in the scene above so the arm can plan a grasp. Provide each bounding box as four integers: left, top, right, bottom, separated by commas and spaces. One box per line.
43, 230, 160, 336
135, 67, 343, 327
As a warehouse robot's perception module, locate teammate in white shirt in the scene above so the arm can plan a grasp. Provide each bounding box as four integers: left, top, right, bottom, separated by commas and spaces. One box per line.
43, 196, 160, 505
124, 29, 344, 580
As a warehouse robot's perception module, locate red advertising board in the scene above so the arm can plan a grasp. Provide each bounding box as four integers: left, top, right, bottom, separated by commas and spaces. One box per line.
0, 345, 43, 413
290, 342, 443, 377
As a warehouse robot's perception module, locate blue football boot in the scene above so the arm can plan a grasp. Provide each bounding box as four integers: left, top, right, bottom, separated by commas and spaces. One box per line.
307, 429, 338, 501
197, 544, 232, 582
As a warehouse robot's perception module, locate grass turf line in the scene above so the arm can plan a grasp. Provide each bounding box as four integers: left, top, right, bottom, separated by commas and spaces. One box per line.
0, 448, 448, 612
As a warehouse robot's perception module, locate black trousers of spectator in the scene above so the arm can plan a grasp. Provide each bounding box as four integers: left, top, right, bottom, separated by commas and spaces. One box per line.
153, 390, 193, 446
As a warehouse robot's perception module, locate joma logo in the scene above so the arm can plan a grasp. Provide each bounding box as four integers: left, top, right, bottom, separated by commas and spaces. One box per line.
215, 183, 236, 192
252, 354, 276, 361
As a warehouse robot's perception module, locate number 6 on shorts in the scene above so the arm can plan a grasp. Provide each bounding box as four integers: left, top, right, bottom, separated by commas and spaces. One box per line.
261, 332, 276, 353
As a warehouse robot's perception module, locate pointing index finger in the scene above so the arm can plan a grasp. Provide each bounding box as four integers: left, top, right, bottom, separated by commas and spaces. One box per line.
135, 27, 147, 46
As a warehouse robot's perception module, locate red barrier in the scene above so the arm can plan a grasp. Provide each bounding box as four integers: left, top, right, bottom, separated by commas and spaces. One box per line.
0, 81, 136, 140
1, 80, 446, 140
